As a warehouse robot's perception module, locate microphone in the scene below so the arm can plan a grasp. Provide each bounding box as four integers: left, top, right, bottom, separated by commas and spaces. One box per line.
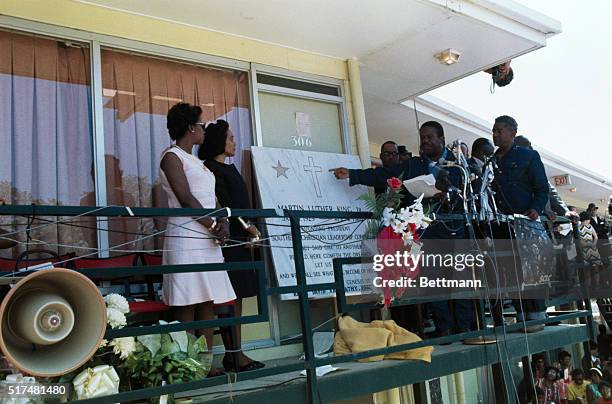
483, 154, 498, 170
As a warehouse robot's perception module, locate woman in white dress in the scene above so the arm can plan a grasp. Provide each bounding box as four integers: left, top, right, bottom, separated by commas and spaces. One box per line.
159, 103, 236, 375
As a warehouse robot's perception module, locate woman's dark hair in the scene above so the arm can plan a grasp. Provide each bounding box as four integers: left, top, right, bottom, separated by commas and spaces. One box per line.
166, 103, 202, 141
580, 211, 591, 221
198, 119, 230, 160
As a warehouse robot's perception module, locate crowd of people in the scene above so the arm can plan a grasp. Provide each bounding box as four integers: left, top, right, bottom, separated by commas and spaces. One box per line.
517, 326, 612, 403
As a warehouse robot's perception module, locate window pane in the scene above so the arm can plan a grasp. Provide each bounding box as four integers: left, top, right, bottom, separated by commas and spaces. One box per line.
100, 49, 252, 250
0, 29, 94, 258
259, 92, 343, 153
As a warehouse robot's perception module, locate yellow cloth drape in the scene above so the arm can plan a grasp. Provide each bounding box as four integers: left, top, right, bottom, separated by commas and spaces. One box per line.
333, 315, 433, 363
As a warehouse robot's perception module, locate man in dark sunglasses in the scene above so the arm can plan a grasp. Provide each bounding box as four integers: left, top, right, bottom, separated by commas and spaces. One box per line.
379, 141, 399, 168
371, 141, 399, 195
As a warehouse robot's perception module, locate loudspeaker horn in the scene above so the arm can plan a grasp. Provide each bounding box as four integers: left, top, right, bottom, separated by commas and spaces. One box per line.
0, 268, 106, 377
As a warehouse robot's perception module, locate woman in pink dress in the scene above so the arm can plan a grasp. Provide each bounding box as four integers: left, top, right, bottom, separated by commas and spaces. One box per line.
160, 103, 236, 376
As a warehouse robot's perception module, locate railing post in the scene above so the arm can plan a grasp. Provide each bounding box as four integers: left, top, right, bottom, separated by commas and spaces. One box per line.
491, 359, 512, 404
289, 213, 319, 404
582, 298, 596, 349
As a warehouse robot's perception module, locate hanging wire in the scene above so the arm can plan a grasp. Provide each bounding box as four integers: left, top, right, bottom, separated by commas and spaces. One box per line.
0, 205, 119, 238
0, 198, 551, 400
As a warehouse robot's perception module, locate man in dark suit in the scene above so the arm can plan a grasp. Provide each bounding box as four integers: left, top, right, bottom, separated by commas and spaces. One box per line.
489, 115, 550, 330
469, 138, 494, 169
397, 145, 412, 162
379, 141, 400, 167
467, 138, 494, 195
373, 141, 400, 195
331, 121, 475, 338
331, 122, 457, 208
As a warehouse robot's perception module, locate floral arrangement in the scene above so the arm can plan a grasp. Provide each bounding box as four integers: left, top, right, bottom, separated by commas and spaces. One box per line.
360, 178, 430, 307
105, 293, 129, 329
121, 326, 212, 388
54, 293, 211, 403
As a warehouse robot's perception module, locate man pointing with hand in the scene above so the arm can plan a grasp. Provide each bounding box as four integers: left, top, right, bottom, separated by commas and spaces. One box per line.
331, 121, 475, 339
331, 121, 453, 207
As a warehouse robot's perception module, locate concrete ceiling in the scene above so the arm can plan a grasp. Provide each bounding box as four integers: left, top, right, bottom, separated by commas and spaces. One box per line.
76, 0, 559, 100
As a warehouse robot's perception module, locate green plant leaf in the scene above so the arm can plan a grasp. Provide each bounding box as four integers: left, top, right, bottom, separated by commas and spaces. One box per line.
159, 320, 189, 352
189, 335, 208, 358
161, 339, 180, 356
137, 334, 162, 356
358, 193, 378, 213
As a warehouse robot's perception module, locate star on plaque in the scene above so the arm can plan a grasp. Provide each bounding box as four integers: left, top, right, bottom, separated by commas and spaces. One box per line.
272, 160, 290, 178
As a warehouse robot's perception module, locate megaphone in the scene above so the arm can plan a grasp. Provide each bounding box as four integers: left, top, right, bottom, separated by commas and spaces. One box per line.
0, 268, 106, 377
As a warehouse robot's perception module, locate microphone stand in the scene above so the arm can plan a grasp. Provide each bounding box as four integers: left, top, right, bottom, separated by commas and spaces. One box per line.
478, 156, 500, 225
464, 155, 499, 344
444, 142, 497, 345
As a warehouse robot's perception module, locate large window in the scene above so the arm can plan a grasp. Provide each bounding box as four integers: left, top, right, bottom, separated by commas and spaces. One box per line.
256, 72, 346, 154
259, 93, 343, 153
0, 30, 254, 257
98, 49, 252, 250
0, 29, 94, 257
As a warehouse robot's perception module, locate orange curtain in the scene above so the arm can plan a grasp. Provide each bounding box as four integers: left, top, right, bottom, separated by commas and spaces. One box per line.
0, 29, 95, 259
97, 49, 252, 252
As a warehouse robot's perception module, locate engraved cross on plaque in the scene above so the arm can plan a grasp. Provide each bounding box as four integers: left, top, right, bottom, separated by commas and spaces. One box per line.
303, 156, 323, 198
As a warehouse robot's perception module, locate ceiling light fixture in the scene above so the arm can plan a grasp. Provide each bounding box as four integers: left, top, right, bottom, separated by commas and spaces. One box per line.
435, 49, 461, 65
569, 187, 577, 193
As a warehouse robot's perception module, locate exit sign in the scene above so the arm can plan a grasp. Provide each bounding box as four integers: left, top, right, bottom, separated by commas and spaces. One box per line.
552, 174, 571, 187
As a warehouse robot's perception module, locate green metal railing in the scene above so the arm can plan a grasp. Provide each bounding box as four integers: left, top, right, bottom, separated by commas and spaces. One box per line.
0, 204, 594, 403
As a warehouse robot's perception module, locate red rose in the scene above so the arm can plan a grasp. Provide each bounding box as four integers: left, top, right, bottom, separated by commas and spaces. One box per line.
386, 177, 402, 190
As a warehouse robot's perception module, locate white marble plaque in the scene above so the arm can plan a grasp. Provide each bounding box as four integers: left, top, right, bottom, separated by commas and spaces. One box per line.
251, 146, 374, 300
